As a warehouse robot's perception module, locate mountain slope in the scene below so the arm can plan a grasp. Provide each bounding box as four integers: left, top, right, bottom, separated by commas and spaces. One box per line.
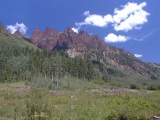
30, 27, 160, 80
0, 24, 36, 49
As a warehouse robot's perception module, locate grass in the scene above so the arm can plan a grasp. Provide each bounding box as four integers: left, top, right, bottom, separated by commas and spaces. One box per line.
0, 81, 160, 120
26, 75, 97, 90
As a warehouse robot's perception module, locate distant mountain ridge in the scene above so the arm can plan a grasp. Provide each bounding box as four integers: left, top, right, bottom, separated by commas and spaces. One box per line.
29, 27, 160, 79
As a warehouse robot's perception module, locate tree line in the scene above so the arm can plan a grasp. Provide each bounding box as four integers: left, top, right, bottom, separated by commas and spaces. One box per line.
0, 45, 97, 84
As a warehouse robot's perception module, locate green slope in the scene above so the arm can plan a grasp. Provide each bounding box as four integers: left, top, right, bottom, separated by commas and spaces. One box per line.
0, 24, 37, 49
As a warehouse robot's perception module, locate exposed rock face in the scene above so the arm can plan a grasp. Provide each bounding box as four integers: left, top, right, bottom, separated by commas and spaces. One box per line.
67, 49, 83, 58
14, 30, 24, 37
37, 28, 60, 51
30, 27, 160, 78
30, 28, 43, 45
55, 33, 68, 50
78, 31, 110, 52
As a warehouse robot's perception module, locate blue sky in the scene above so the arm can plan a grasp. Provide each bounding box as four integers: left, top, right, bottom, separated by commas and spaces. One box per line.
0, 0, 160, 63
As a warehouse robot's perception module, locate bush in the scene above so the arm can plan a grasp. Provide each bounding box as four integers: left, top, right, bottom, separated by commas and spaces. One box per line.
26, 76, 54, 89
25, 89, 54, 119
130, 83, 140, 90
147, 85, 158, 90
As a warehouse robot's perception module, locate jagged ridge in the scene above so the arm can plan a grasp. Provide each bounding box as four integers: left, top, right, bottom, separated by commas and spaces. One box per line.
29, 27, 160, 79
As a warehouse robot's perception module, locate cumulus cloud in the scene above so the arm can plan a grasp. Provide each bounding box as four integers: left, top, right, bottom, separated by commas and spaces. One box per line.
72, 2, 149, 43
104, 33, 128, 43
76, 11, 113, 27
113, 2, 147, 23
6, 22, 28, 34
134, 54, 142, 58
74, 2, 149, 32
113, 2, 150, 32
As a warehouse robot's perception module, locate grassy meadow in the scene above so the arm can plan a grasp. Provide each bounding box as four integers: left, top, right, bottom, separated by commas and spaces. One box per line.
0, 79, 160, 120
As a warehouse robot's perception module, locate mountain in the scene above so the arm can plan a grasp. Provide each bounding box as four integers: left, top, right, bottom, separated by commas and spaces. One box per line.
30, 28, 43, 45
30, 27, 160, 80
0, 22, 159, 81
0, 24, 36, 48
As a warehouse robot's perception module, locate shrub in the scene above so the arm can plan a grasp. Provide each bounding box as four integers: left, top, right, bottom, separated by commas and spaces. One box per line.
148, 85, 158, 90
130, 83, 140, 90
25, 89, 54, 119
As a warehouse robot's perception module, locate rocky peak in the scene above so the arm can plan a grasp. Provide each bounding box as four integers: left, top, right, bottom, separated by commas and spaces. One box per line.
64, 27, 78, 38
79, 31, 91, 40
79, 31, 89, 36
36, 28, 60, 51
64, 27, 81, 45
14, 30, 24, 37
81, 30, 93, 37
64, 27, 75, 34
34, 28, 42, 33
30, 28, 43, 45
42, 28, 59, 38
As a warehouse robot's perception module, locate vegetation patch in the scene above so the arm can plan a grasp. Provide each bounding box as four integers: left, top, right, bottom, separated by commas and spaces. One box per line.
0, 82, 160, 120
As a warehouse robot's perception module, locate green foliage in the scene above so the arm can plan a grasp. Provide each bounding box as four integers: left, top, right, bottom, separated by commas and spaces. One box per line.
147, 84, 160, 90
0, 82, 160, 120
106, 95, 155, 120
130, 83, 140, 90
0, 46, 96, 83
25, 90, 53, 119
27, 75, 96, 90
106, 67, 125, 79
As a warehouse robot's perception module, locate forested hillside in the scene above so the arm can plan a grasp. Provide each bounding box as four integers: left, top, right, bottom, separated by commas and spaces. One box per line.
0, 46, 97, 83
0, 23, 160, 88
0, 23, 110, 86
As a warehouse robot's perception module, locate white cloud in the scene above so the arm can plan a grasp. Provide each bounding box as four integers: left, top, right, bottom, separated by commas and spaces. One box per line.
134, 54, 142, 58
71, 27, 79, 33
104, 33, 128, 43
113, 2, 146, 23
6, 22, 28, 34
113, 2, 150, 32
74, 2, 149, 33
76, 11, 113, 27
72, 2, 149, 43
